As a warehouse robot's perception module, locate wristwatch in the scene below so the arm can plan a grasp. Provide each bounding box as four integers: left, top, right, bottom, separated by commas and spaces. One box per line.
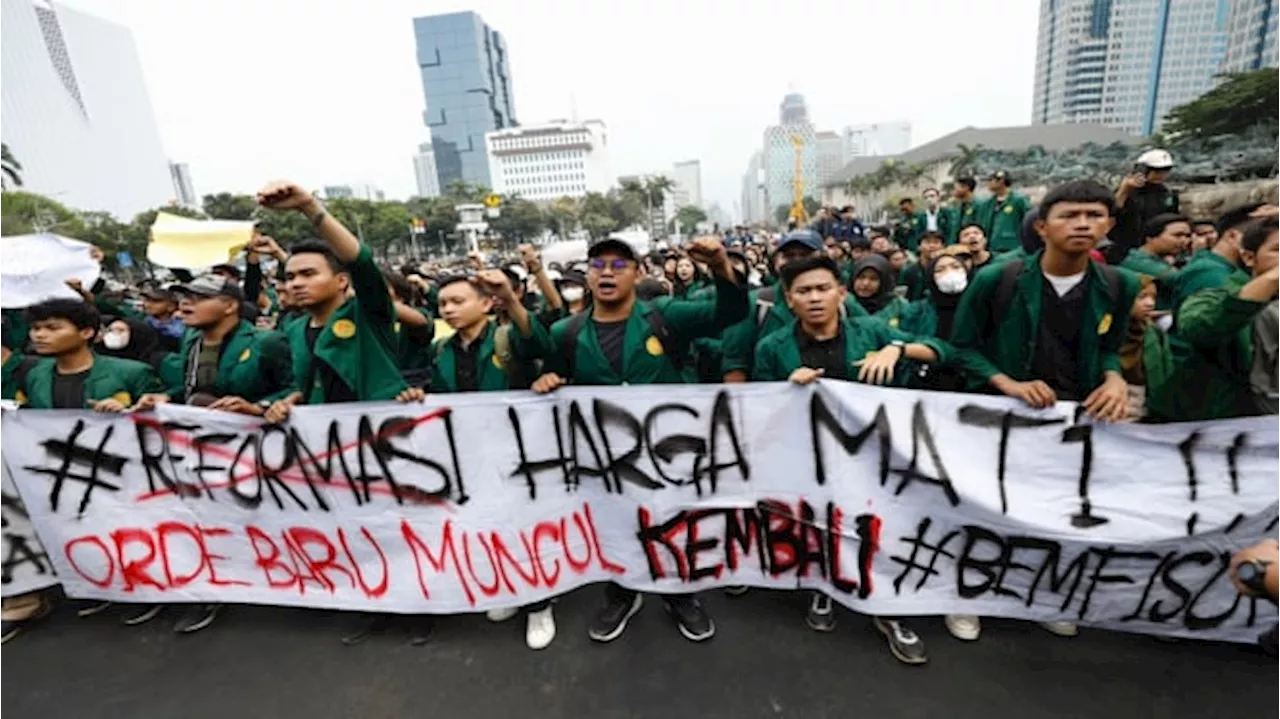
1237, 560, 1271, 595
888, 339, 906, 357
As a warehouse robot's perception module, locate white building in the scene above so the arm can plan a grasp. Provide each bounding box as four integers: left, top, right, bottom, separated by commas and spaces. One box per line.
1032, 0, 1238, 136
1, 0, 173, 219
842, 122, 912, 158
1221, 0, 1279, 73
763, 93, 818, 220
671, 160, 703, 209
168, 162, 198, 210
321, 183, 385, 201
413, 142, 441, 198
815, 131, 846, 188
740, 151, 765, 224
486, 119, 612, 202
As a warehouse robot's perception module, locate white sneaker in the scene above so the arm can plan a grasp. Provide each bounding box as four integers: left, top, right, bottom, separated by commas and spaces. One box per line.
525, 606, 556, 650
486, 607, 519, 622
1040, 621, 1078, 637
944, 614, 981, 641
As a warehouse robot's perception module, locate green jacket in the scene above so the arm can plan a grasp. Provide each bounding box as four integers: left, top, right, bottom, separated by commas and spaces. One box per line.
541, 275, 748, 385
2, 352, 36, 401
950, 251, 1139, 393
162, 320, 295, 403
942, 200, 981, 246
1155, 275, 1268, 421
1118, 248, 1177, 310
282, 244, 407, 403
395, 307, 436, 386
752, 316, 950, 386
898, 263, 927, 301
430, 319, 539, 393
892, 211, 928, 252
866, 295, 913, 328
20, 354, 164, 409
1169, 251, 1241, 310
976, 192, 1032, 254
721, 281, 869, 376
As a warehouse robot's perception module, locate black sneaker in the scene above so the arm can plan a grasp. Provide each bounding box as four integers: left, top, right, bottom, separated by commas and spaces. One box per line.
341, 613, 390, 646
872, 617, 927, 665
173, 604, 221, 634
723, 586, 750, 597
664, 596, 715, 642
805, 593, 836, 632
75, 600, 113, 618
587, 593, 643, 643
122, 605, 165, 626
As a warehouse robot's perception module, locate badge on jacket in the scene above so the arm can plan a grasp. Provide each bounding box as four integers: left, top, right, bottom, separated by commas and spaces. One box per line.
645, 336, 664, 356
239, 348, 252, 362
332, 319, 356, 340
1097, 313, 1112, 334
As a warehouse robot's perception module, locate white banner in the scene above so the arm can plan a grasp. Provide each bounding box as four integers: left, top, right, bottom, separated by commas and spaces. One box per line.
2, 383, 1276, 642
2, 462, 60, 597
0, 233, 101, 309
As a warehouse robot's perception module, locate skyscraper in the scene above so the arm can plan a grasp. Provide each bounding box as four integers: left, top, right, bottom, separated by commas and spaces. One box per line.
1, 0, 172, 218
413, 142, 441, 198
740, 151, 764, 224
1221, 0, 1278, 72
842, 122, 912, 158
412, 11, 517, 190
1032, 0, 1241, 136
168, 162, 198, 209
763, 93, 818, 222
671, 160, 703, 209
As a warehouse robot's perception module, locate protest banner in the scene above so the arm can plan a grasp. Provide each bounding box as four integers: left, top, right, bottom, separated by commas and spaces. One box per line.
0, 233, 101, 309
2, 382, 1276, 642
2, 462, 60, 597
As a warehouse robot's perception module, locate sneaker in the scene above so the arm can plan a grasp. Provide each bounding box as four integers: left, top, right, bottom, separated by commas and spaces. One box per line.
805, 593, 837, 632
122, 605, 165, 626
872, 617, 928, 665
664, 595, 715, 642
525, 606, 556, 650
1041, 621, 1078, 637
486, 607, 519, 622
173, 604, 221, 634
944, 614, 981, 641
723, 585, 750, 597
1, 595, 54, 643
75, 600, 113, 618
341, 613, 389, 646
587, 593, 643, 643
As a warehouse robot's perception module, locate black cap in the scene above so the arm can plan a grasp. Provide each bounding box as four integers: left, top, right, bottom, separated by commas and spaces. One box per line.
141, 286, 176, 302
776, 229, 823, 253
587, 238, 638, 262
173, 275, 246, 302
210, 263, 242, 281
558, 270, 587, 287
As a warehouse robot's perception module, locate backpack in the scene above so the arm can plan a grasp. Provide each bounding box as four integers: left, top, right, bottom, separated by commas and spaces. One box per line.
561, 304, 684, 379
433, 321, 525, 389
993, 258, 1124, 322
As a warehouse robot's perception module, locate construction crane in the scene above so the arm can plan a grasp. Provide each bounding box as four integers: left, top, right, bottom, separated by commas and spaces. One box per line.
787, 134, 809, 225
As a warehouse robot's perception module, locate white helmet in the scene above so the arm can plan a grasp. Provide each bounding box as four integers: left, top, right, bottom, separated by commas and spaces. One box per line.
1137, 149, 1174, 170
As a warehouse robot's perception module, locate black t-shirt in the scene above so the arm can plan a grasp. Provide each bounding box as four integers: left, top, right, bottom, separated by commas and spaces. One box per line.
452, 329, 484, 393
594, 320, 628, 377
306, 324, 358, 403
1032, 276, 1086, 401
796, 323, 849, 380
52, 369, 90, 409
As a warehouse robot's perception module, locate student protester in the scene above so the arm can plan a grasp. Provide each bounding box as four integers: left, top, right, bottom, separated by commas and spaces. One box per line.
944, 177, 982, 246
921, 187, 949, 240
383, 270, 435, 388
556, 270, 590, 315
1117, 277, 1173, 421
139, 285, 186, 353
849, 254, 910, 325
947, 180, 1138, 641
1189, 219, 1218, 254
752, 255, 946, 665
1161, 216, 1280, 421
97, 317, 164, 369
1117, 214, 1192, 310
1169, 203, 1272, 309
721, 230, 869, 382
898, 231, 946, 301
977, 170, 1032, 254
0, 294, 165, 639
530, 235, 749, 644
898, 253, 971, 391
957, 223, 995, 273
1112, 149, 1179, 260
893, 197, 928, 252
672, 254, 710, 299
886, 248, 909, 286
825, 236, 855, 284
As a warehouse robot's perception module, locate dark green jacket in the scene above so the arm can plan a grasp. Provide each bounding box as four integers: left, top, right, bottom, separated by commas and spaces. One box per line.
282, 244, 407, 403
865, 295, 913, 328
1169, 251, 1241, 310
20, 354, 163, 409
977, 192, 1032, 254
752, 316, 950, 386
950, 251, 1139, 393
893, 211, 929, 252
1155, 275, 1269, 421
162, 320, 295, 403
721, 281, 869, 376
1118, 247, 1177, 310
2, 352, 36, 401
899, 263, 927, 301
942, 200, 981, 245
541, 275, 748, 385
430, 319, 540, 393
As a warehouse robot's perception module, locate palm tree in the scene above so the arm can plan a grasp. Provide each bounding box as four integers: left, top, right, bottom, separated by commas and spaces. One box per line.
948, 143, 985, 178
644, 175, 675, 207
2, 143, 23, 189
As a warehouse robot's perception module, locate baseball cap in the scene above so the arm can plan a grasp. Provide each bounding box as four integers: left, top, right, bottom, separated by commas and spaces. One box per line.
210, 263, 243, 281
989, 170, 1011, 182
587, 238, 638, 262
776, 229, 823, 253
173, 275, 245, 301
140, 286, 176, 302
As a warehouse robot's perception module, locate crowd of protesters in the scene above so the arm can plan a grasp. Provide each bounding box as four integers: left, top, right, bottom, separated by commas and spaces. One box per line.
1, 160, 1277, 663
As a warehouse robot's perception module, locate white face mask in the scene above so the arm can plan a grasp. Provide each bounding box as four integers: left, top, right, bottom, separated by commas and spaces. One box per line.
561, 286, 585, 303
103, 330, 130, 350
935, 271, 968, 295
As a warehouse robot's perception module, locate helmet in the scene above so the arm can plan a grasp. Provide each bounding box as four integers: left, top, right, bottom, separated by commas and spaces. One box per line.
1137, 149, 1174, 170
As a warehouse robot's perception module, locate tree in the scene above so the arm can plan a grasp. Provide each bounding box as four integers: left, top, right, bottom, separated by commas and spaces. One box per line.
670, 205, 708, 234
445, 180, 489, 204
1164, 68, 1279, 139
607, 188, 646, 229
255, 209, 313, 248
1, 191, 84, 236
77, 212, 140, 270
546, 196, 581, 238
644, 175, 675, 208
2, 143, 23, 189
487, 196, 544, 246
948, 143, 985, 178
201, 192, 254, 220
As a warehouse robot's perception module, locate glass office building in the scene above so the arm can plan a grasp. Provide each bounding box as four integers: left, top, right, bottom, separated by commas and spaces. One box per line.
413, 11, 517, 190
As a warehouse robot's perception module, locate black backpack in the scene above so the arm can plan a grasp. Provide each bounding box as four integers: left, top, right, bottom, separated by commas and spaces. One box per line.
560, 304, 684, 379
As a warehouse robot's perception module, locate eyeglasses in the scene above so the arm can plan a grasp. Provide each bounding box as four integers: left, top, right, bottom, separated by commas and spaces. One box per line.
589, 258, 633, 271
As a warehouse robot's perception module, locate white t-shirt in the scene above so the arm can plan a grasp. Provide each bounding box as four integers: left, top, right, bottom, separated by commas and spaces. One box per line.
1043, 270, 1085, 297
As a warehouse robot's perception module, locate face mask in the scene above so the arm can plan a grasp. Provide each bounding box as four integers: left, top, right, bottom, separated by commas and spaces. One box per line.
935, 272, 968, 295
103, 331, 129, 350
561, 286, 585, 303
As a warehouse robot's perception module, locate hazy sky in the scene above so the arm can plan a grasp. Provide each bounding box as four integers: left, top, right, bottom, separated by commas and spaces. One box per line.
64, 0, 1039, 218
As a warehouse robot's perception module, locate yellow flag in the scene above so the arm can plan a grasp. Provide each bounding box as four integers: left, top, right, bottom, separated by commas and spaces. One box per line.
148, 212, 253, 268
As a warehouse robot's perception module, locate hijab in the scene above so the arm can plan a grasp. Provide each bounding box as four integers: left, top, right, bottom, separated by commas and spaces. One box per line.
99, 318, 163, 367
850, 254, 897, 315
924, 257, 973, 341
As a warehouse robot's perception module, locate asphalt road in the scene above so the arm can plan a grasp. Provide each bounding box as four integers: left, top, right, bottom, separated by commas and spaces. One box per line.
3, 588, 1275, 719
